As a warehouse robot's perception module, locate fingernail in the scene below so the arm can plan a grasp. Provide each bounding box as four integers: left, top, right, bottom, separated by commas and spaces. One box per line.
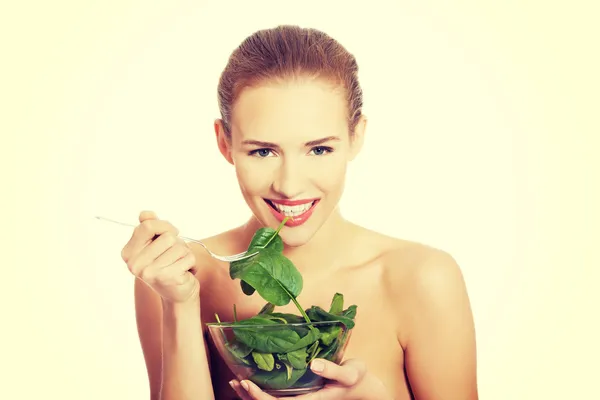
311, 360, 325, 372
229, 380, 234, 389
241, 380, 249, 391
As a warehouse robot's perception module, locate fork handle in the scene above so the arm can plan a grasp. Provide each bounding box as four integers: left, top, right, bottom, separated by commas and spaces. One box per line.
95, 216, 202, 244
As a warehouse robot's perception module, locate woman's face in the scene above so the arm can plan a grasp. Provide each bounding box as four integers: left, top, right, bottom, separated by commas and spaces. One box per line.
215, 78, 365, 247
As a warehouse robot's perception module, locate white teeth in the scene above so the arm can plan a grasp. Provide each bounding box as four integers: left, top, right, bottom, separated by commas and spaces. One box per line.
272, 201, 314, 217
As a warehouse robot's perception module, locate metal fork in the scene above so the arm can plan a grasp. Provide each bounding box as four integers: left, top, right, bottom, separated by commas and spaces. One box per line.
94, 216, 257, 262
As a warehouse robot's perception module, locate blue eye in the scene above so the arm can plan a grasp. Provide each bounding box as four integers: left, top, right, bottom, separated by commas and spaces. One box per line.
310, 146, 333, 156
249, 148, 273, 157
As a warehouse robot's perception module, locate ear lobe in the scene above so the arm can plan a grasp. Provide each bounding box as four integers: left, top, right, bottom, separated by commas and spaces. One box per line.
349, 115, 367, 161
214, 119, 234, 165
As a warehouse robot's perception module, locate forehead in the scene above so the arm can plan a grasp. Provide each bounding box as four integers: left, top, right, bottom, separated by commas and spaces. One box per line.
231, 79, 348, 141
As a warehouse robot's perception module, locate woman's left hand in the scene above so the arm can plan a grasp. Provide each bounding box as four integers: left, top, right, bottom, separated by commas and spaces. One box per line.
229, 358, 392, 400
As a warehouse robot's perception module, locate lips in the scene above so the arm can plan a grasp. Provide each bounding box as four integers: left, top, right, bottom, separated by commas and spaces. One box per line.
264, 198, 320, 227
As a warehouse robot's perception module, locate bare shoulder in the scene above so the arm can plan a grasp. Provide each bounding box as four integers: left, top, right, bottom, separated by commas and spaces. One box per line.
352, 224, 462, 277
370, 231, 478, 398
381, 238, 467, 297
357, 226, 474, 338
379, 237, 472, 326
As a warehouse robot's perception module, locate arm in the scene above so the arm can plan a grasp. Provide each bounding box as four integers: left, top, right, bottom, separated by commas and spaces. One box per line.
134, 278, 215, 400
399, 250, 478, 400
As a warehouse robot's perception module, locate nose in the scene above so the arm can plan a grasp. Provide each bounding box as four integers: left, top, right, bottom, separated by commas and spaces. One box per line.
271, 157, 306, 199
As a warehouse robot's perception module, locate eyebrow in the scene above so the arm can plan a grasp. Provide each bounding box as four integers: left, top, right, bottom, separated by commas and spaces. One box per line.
241, 136, 341, 148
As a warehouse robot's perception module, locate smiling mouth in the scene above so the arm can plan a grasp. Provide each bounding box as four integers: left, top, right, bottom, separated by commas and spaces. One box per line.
264, 199, 318, 217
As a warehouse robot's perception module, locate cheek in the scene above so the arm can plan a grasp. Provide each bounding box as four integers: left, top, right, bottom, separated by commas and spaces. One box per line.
311, 156, 348, 192
234, 159, 272, 194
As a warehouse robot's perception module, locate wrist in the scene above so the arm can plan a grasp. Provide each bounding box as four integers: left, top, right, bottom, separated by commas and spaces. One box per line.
162, 296, 200, 315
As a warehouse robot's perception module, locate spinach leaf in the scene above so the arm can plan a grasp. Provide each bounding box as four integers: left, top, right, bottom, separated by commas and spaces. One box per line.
250, 363, 307, 390
319, 326, 342, 346
258, 314, 290, 324
306, 341, 320, 362
267, 312, 305, 324
342, 305, 358, 319
280, 359, 293, 380
230, 250, 303, 306
232, 318, 302, 353
285, 347, 308, 370
306, 305, 356, 329
286, 327, 321, 352
252, 351, 275, 371
218, 218, 361, 391
225, 341, 253, 366
241, 280, 256, 296
329, 292, 344, 315
247, 227, 284, 253
258, 302, 275, 315
230, 219, 303, 307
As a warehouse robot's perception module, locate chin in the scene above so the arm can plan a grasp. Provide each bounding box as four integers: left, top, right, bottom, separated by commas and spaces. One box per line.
277, 226, 320, 248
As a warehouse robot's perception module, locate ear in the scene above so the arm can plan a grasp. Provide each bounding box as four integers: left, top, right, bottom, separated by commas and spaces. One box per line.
348, 115, 367, 161
214, 118, 234, 165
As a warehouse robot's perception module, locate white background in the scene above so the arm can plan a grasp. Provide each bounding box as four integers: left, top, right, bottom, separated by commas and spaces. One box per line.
3, 1, 599, 399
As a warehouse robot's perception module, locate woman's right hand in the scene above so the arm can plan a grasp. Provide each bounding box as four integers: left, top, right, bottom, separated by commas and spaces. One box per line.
121, 210, 200, 304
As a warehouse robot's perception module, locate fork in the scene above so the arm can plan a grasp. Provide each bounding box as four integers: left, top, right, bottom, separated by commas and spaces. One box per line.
94, 216, 257, 262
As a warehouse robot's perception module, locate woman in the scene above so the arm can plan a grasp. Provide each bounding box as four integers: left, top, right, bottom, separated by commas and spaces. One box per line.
120, 25, 478, 400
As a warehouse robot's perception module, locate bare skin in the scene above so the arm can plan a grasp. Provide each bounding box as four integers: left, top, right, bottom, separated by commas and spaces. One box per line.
127, 78, 478, 399
133, 213, 477, 400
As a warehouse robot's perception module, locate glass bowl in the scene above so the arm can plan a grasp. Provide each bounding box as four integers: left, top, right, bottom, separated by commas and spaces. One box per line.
206, 320, 353, 396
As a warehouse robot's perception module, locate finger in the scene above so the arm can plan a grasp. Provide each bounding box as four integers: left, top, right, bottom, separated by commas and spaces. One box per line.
127, 232, 180, 276
309, 358, 366, 387
239, 380, 277, 400
138, 251, 197, 286
151, 239, 191, 269
156, 250, 197, 283
149, 240, 198, 276
122, 219, 179, 262
139, 210, 158, 223
229, 380, 254, 400
143, 241, 196, 281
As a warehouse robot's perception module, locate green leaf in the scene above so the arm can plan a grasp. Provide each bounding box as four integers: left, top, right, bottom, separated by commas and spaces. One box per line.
306, 305, 357, 329
319, 340, 339, 360
319, 326, 342, 346
258, 314, 289, 324
241, 280, 256, 296
258, 302, 275, 315
268, 312, 305, 324
307, 341, 319, 358
228, 218, 316, 326
232, 317, 302, 353
247, 227, 284, 253
286, 347, 308, 370
252, 351, 275, 371
267, 312, 311, 336
329, 293, 344, 315
249, 364, 307, 390
342, 305, 358, 319
230, 250, 303, 306
281, 359, 293, 380
225, 341, 252, 365
287, 327, 321, 352
307, 342, 322, 364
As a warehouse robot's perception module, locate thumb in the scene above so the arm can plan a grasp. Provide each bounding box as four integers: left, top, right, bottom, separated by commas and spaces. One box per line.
310, 358, 367, 387
139, 210, 158, 223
